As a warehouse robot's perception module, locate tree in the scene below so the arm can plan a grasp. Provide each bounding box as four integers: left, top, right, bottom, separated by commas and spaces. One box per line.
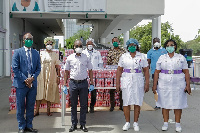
65, 28, 90, 49
185, 30, 200, 56
128, 21, 183, 53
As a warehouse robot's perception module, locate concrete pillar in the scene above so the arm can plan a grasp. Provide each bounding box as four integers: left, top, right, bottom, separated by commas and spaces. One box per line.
64, 19, 67, 46
5, 0, 10, 76
152, 16, 161, 45
123, 31, 129, 48
100, 38, 106, 44
90, 21, 99, 44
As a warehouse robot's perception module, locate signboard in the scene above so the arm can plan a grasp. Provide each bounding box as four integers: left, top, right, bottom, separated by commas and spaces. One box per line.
10, 0, 106, 12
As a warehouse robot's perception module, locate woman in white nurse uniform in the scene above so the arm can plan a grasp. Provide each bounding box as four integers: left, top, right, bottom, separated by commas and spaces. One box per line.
152, 39, 191, 132
116, 38, 149, 131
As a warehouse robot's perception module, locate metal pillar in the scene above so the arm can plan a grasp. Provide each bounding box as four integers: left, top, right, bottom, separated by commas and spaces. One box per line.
61, 91, 66, 126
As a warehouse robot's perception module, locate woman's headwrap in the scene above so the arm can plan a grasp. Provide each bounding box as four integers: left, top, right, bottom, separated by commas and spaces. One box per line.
44, 37, 56, 45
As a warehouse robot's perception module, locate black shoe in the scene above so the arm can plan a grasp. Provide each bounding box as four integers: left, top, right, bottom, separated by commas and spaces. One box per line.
18, 129, 25, 133
80, 125, 88, 132
154, 106, 161, 110
89, 106, 94, 113
119, 106, 123, 111
69, 125, 77, 132
25, 127, 38, 132
110, 107, 114, 112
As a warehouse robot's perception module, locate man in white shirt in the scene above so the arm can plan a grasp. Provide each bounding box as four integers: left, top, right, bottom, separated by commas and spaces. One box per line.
64, 40, 94, 132
82, 38, 103, 113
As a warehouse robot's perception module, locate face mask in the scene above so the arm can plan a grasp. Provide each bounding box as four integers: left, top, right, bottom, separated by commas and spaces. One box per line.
154, 42, 161, 48
87, 45, 93, 51
113, 42, 118, 47
128, 46, 136, 53
75, 48, 83, 53
166, 46, 175, 53
24, 40, 33, 47
46, 45, 52, 50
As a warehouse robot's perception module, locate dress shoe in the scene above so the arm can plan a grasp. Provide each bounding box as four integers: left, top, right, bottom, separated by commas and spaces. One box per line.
154, 106, 161, 110
69, 125, 77, 132
89, 106, 94, 113
18, 129, 25, 133
119, 106, 123, 111
80, 125, 88, 132
25, 127, 38, 132
110, 107, 114, 112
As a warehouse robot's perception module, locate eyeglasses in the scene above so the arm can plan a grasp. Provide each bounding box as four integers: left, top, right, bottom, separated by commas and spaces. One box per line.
166, 44, 175, 47
46, 43, 53, 45
74, 45, 83, 48
24, 38, 33, 41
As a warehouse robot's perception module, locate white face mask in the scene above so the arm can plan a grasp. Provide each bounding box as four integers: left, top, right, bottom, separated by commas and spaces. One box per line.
87, 45, 93, 51
46, 45, 52, 50
154, 42, 161, 48
75, 48, 83, 53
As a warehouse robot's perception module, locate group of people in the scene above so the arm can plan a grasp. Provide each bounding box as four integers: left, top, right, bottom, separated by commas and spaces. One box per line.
12, 32, 191, 133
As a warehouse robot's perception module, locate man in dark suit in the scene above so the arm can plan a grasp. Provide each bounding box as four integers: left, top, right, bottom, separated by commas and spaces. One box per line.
12, 33, 41, 133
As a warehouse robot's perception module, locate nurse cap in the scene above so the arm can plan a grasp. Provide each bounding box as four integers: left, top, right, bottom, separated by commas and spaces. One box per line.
126, 38, 139, 46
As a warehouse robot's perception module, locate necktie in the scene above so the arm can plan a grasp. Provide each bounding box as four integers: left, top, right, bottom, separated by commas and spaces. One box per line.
27, 49, 32, 75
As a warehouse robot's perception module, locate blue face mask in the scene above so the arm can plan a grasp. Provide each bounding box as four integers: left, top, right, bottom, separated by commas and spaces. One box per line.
166, 46, 175, 53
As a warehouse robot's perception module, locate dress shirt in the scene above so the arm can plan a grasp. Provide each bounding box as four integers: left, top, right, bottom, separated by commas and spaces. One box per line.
64, 53, 93, 80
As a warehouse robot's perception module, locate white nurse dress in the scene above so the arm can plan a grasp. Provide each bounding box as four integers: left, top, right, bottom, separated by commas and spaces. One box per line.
118, 52, 148, 106
156, 53, 188, 109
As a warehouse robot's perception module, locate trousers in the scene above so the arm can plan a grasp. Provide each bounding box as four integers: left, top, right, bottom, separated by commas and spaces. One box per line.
69, 79, 88, 125
16, 86, 37, 129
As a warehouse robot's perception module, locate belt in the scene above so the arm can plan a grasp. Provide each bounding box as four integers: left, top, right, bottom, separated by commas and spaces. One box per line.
161, 70, 182, 74
123, 69, 142, 73
70, 78, 87, 83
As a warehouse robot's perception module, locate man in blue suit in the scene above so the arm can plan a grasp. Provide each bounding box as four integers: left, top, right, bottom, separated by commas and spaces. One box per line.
12, 33, 41, 133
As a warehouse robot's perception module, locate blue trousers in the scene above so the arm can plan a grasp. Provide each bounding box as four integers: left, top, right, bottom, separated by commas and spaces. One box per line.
16, 86, 37, 130
69, 79, 88, 126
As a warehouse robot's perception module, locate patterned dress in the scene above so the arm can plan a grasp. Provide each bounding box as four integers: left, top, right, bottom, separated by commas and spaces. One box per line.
107, 48, 126, 65
36, 50, 61, 103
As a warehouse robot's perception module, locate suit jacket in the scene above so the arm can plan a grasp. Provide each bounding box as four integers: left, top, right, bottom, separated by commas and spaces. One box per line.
12, 47, 41, 88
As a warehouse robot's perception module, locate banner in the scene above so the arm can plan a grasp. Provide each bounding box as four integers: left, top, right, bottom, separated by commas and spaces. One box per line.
10, 0, 106, 12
